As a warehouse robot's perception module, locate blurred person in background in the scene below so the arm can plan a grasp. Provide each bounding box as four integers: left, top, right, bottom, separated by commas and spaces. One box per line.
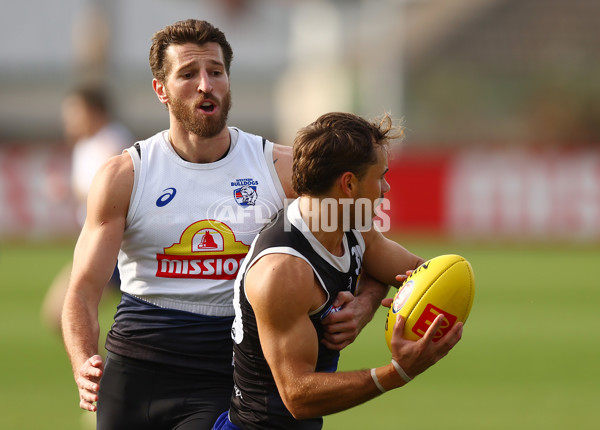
60, 19, 389, 430
63, 85, 133, 226
41, 84, 132, 333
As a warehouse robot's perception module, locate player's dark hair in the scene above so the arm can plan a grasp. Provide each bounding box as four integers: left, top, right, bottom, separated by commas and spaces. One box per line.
68, 84, 110, 114
292, 112, 402, 197
149, 19, 234, 82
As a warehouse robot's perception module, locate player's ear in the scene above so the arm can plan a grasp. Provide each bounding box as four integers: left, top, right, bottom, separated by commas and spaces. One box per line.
339, 172, 357, 197
153, 78, 169, 105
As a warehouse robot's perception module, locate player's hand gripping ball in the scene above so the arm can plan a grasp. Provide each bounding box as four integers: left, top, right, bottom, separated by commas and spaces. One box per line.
385, 254, 475, 350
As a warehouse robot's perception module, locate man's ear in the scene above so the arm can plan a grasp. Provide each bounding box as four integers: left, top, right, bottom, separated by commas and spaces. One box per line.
339, 172, 357, 198
153, 78, 169, 105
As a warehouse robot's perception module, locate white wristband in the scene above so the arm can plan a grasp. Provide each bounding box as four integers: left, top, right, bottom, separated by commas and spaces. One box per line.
391, 359, 412, 383
370, 368, 386, 393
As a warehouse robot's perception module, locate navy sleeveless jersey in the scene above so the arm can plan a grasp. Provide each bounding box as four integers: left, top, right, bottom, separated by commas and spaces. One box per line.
229, 199, 365, 430
106, 293, 234, 377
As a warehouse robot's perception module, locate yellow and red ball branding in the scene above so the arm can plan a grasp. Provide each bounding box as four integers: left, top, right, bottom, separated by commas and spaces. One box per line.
385, 254, 475, 350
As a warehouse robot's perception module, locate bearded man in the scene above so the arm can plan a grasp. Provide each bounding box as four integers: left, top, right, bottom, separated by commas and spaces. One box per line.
61, 19, 390, 430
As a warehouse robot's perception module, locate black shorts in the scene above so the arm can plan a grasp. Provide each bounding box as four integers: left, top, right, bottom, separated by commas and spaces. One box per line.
97, 352, 232, 430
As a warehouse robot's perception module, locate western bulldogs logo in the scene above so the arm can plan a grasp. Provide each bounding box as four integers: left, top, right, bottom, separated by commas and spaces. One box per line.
234, 185, 257, 207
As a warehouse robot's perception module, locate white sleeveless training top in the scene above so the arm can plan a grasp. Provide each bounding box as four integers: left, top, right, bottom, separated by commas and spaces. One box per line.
118, 127, 286, 317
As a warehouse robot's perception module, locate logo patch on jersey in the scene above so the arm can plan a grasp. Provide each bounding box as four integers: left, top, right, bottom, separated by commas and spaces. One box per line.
231, 178, 259, 207
234, 185, 257, 207
156, 187, 177, 207
351, 244, 363, 276
156, 220, 250, 279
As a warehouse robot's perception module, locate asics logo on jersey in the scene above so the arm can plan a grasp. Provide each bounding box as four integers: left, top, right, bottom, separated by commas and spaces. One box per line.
156, 187, 177, 207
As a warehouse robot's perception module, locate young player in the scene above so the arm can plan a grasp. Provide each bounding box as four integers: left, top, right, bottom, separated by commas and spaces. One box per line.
215, 112, 463, 429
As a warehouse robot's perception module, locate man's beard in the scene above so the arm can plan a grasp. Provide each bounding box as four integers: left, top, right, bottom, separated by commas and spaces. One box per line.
168, 89, 232, 138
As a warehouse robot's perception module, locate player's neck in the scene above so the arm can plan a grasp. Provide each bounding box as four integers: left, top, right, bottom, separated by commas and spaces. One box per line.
167, 126, 230, 163
298, 196, 345, 257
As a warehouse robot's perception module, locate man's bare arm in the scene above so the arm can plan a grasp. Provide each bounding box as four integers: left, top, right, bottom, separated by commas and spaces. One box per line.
61, 153, 132, 411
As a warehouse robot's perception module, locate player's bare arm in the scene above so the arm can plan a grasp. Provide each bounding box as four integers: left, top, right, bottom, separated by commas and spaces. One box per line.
245, 253, 374, 419
321, 229, 424, 350
272, 143, 296, 198
61, 152, 133, 411
361, 228, 425, 288
245, 251, 462, 420
374, 312, 463, 392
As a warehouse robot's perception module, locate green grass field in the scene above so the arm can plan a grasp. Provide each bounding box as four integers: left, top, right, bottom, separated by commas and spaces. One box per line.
1, 239, 599, 429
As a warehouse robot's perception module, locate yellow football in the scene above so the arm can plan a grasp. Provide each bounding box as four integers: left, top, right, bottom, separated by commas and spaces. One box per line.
385, 254, 475, 350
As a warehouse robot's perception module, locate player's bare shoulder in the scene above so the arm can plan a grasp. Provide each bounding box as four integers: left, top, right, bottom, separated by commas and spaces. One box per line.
359, 227, 387, 252
245, 252, 316, 311
272, 143, 296, 198
102, 151, 133, 175
248, 252, 312, 291
94, 152, 133, 190
87, 152, 134, 218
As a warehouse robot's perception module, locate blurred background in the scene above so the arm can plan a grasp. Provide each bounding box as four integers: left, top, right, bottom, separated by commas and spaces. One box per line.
2, 0, 599, 241
1, 0, 599, 429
